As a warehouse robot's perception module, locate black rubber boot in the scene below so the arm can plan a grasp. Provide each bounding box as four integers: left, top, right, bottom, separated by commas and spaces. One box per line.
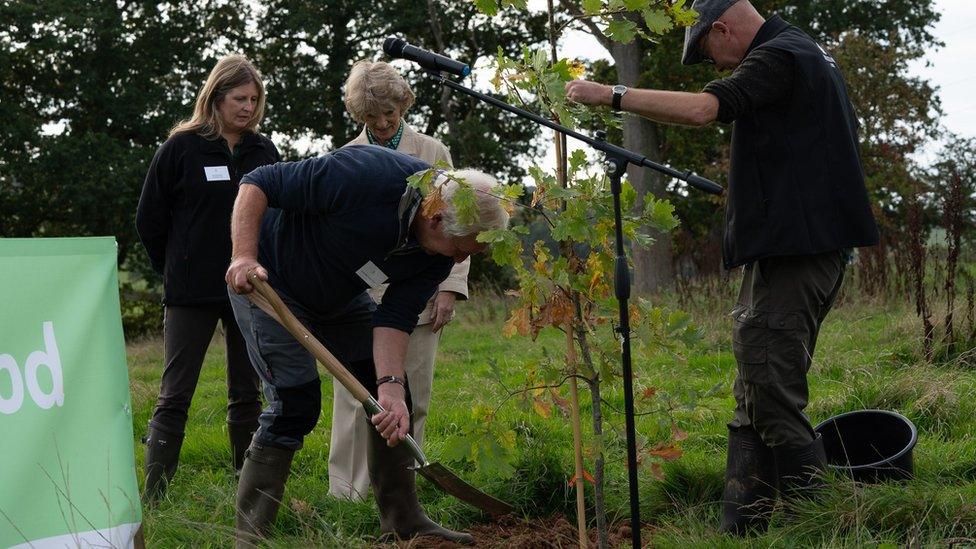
235, 442, 295, 549
143, 424, 185, 504
774, 434, 827, 499
228, 419, 259, 473
367, 427, 475, 545
718, 425, 778, 536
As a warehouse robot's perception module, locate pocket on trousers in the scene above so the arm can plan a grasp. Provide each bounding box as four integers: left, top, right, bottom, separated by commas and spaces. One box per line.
732, 307, 801, 385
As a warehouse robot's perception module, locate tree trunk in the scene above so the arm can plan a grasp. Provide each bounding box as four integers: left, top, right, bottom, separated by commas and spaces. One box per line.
610, 41, 674, 294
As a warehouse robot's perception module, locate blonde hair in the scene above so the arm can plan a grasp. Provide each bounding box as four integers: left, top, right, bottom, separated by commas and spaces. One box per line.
170, 54, 266, 139
343, 60, 416, 123
437, 169, 511, 236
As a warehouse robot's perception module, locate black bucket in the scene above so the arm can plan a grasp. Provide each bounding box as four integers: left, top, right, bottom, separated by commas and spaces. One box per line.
813, 409, 917, 482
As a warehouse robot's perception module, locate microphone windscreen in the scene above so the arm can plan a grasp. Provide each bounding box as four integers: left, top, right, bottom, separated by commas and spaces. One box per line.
383, 37, 406, 57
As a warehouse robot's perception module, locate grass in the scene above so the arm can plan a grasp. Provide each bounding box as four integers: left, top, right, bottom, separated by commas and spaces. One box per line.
130, 285, 976, 547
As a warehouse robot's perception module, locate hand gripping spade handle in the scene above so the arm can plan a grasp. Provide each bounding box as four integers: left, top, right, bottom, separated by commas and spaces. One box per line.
245, 272, 513, 518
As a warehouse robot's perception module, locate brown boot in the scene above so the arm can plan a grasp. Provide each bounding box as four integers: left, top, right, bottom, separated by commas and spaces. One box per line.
143, 424, 184, 504
235, 442, 295, 548
367, 428, 474, 545
227, 419, 259, 473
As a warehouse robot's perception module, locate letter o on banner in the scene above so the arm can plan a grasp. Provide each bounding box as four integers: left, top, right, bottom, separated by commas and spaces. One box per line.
0, 354, 25, 414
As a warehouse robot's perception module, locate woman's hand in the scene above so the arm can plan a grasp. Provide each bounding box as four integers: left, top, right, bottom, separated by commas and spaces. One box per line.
430, 291, 457, 333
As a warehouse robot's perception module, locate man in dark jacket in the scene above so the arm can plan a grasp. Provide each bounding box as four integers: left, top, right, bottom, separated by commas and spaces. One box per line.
565, 0, 879, 535
224, 144, 509, 546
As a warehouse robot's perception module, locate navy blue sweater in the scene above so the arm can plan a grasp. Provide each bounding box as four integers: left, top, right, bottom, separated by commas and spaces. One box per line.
241, 145, 453, 333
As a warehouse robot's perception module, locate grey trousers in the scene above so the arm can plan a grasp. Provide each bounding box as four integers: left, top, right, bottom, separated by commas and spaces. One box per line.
729, 250, 846, 449
150, 304, 261, 435
228, 290, 401, 451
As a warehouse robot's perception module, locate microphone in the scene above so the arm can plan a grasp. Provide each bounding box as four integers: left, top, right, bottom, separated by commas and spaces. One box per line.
383, 37, 471, 77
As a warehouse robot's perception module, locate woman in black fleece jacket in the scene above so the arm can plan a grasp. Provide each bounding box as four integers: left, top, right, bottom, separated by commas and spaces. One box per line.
135, 54, 280, 503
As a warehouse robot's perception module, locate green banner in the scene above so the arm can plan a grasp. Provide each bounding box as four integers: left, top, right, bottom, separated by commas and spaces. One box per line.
0, 237, 141, 548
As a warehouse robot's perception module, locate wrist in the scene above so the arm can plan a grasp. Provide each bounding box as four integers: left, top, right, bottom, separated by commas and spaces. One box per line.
377, 375, 406, 394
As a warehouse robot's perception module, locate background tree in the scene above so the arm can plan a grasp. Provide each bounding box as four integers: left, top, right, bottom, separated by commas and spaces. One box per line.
0, 0, 248, 270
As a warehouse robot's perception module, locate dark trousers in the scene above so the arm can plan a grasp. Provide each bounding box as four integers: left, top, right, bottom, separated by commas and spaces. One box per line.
228, 290, 402, 450
149, 304, 262, 435
729, 251, 846, 449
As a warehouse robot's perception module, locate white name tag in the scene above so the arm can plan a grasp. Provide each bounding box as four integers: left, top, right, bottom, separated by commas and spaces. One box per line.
356, 261, 388, 289
204, 165, 231, 181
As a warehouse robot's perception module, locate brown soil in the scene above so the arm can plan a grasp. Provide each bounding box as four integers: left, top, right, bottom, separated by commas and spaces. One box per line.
381, 514, 645, 548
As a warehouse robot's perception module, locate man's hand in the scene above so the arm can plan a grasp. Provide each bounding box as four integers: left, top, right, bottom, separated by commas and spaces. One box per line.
371, 383, 410, 446
565, 80, 612, 107
430, 291, 457, 333
226, 257, 268, 294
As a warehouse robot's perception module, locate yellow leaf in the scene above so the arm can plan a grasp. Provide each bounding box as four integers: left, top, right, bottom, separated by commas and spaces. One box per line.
422, 186, 447, 217
568, 59, 585, 80
532, 398, 552, 418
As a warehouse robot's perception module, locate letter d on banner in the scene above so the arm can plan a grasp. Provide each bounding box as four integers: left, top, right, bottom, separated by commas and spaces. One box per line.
0, 237, 141, 548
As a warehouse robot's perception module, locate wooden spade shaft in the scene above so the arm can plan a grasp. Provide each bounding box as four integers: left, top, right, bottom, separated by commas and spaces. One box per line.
245, 272, 513, 518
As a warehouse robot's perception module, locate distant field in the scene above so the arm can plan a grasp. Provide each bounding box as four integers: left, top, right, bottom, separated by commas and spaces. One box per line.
131, 288, 976, 547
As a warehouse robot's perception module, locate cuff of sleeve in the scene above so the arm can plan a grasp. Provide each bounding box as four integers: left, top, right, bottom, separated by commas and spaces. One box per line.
436, 281, 469, 299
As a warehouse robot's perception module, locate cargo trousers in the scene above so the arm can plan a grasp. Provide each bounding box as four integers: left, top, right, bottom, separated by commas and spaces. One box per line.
729, 250, 846, 449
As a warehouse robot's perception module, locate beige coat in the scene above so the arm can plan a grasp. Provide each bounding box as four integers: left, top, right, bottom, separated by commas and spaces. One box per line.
345, 124, 469, 325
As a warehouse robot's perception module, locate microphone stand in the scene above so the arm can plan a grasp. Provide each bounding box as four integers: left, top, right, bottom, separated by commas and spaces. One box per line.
423, 70, 723, 549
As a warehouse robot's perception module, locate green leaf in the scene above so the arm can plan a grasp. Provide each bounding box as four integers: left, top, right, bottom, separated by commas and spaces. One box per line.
569, 149, 589, 175
671, 1, 698, 27
643, 8, 673, 34
500, 183, 526, 201
606, 19, 638, 44
472, 0, 499, 16
502, 0, 528, 9
582, 0, 602, 15
645, 196, 680, 231
452, 184, 480, 226
623, 0, 650, 10
531, 48, 548, 74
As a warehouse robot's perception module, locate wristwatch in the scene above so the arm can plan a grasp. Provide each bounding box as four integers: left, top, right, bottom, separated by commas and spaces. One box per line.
611, 84, 628, 111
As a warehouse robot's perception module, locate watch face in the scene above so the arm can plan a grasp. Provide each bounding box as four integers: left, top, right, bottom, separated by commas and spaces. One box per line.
612, 85, 627, 94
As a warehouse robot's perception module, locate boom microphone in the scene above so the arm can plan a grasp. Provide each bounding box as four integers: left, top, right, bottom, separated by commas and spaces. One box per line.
383, 37, 471, 77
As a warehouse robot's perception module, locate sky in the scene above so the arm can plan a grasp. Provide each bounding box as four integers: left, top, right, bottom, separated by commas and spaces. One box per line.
519, 0, 976, 173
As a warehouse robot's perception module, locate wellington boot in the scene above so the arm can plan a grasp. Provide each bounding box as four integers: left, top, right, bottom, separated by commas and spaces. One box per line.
774, 434, 827, 499
367, 428, 474, 545
235, 442, 295, 549
227, 419, 259, 473
143, 424, 184, 504
718, 425, 778, 536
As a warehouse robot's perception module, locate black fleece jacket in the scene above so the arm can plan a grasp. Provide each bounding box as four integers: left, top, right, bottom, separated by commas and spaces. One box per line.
136, 131, 280, 305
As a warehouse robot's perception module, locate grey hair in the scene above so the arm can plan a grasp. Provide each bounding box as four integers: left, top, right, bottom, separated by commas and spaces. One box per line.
343, 60, 416, 123
436, 169, 510, 236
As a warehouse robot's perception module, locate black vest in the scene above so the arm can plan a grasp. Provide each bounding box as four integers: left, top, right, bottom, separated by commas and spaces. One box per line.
723, 16, 879, 269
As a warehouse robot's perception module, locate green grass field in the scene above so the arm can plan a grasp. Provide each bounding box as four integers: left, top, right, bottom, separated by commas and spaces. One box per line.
131, 287, 976, 548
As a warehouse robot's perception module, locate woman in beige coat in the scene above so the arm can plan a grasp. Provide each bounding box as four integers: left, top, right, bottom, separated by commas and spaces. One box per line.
329, 60, 470, 500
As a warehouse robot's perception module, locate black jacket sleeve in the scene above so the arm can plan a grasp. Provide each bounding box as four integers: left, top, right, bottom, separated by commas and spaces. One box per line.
702, 47, 794, 124
135, 138, 181, 274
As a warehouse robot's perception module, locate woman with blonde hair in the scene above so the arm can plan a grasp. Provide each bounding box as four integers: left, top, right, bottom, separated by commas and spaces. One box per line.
329, 59, 471, 502
135, 54, 280, 502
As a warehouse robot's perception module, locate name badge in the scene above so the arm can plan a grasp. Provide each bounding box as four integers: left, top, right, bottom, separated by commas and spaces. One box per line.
356, 261, 388, 288
204, 166, 231, 181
